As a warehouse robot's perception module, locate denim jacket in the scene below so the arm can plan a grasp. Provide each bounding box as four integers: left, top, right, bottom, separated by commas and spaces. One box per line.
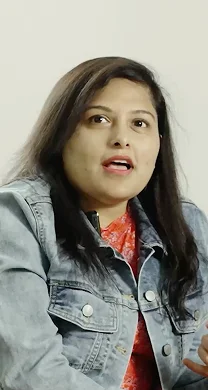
0, 176, 208, 390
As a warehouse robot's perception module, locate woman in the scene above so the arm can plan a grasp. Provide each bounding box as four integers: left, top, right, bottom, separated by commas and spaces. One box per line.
0, 56, 208, 390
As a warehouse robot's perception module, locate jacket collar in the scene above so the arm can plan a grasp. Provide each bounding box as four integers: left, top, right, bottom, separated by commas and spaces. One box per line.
81, 196, 167, 256
33, 176, 167, 256
131, 197, 167, 255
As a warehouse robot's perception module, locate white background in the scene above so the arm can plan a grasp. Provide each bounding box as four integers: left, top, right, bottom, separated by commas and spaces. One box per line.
0, 0, 207, 212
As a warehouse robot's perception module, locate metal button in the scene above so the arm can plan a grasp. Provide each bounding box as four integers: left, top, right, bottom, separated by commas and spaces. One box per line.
144, 291, 156, 302
123, 294, 134, 300
162, 344, 171, 356
116, 345, 127, 355
82, 304, 93, 317
194, 310, 200, 321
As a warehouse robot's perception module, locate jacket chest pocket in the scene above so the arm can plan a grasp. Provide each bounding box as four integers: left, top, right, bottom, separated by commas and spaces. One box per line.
165, 289, 208, 362
47, 282, 118, 373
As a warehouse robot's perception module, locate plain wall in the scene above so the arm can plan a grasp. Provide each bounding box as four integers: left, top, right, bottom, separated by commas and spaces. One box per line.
0, 0, 207, 212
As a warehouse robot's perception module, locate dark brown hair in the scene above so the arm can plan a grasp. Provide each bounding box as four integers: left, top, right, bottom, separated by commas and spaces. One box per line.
4, 57, 198, 317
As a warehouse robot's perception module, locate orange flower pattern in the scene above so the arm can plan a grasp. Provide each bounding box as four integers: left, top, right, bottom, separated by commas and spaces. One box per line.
101, 211, 161, 390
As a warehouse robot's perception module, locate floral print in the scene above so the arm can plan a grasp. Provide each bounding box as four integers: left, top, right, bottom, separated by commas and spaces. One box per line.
101, 211, 161, 390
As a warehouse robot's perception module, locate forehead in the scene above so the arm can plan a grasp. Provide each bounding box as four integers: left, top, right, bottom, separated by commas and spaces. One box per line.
89, 78, 155, 110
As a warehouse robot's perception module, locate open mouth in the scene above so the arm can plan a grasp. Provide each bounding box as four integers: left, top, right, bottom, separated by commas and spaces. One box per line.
102, 156, 134, 174
105, 160, 132, 171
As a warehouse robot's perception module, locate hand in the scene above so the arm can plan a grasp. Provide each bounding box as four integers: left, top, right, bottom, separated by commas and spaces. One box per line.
183, 323, 208, 377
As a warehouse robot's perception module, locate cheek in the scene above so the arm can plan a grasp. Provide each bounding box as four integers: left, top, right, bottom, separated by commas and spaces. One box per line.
145, 153, 158, 168
64, 129, 101, 162
62, 138, 101, 182
63, 136, 88, 165
138, 140, 160, 166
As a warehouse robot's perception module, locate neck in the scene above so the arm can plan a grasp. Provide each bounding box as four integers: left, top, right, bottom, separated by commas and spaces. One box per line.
80, 198, 128, 229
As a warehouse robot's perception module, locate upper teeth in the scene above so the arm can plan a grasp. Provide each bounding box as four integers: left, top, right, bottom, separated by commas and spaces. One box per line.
112, 160, 128, 164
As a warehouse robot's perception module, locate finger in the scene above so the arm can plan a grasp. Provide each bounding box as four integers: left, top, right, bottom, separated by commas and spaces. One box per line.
198, 345, 208, 366
183, 358, 208, 377
201, 334, 208, 352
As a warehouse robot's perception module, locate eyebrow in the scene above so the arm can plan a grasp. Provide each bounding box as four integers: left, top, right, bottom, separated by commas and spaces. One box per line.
86, 105, 156, 121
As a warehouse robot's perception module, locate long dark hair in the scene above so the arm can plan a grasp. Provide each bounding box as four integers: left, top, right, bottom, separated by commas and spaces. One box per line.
4, 57, 198, 317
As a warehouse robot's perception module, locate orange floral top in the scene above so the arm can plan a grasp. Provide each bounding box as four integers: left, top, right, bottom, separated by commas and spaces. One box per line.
101, 210, 161, 390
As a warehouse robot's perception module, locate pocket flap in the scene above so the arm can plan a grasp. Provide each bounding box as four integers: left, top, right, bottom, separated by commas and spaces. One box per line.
166, 291, 202, 334
48, 283, 118, 333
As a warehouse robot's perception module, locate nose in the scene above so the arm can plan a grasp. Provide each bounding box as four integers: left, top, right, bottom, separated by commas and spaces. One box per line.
109, 125, 130, 149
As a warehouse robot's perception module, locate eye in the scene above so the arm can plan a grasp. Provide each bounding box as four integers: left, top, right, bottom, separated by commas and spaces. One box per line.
133, 119, 148, 128
88, 115, 108, 124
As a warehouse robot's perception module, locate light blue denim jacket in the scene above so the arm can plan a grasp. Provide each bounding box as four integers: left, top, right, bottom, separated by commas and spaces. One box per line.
0, 176, 208, 390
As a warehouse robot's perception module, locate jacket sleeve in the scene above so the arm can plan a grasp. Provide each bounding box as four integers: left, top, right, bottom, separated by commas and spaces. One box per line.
0, 188, 108, 390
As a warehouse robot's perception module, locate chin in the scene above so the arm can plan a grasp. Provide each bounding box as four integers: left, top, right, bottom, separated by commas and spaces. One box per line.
103, 191, 137, 204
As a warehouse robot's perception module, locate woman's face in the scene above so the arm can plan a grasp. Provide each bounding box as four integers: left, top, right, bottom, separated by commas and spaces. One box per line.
63, 78, 160, 209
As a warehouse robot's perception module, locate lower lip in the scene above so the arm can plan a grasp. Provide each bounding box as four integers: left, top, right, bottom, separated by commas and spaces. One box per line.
103, 166, 133, 176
